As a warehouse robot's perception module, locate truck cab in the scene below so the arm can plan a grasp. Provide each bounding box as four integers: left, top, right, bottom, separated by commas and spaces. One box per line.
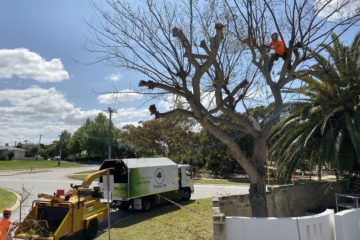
178, 164, 194, 198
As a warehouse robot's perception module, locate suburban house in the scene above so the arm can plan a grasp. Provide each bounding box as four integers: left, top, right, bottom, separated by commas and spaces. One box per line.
0, 145, 27, 160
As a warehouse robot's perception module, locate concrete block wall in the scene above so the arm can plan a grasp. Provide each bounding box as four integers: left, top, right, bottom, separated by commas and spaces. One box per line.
267, 182, 344, 217
212, 199, 227, 240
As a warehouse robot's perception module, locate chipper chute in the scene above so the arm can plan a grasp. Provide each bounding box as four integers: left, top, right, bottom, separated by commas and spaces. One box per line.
14, 168, 113, 240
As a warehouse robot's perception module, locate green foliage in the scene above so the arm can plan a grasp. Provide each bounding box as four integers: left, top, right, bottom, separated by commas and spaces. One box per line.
196, 129, 250, 176
39, 141, 59, 159
68, 113, 125, 160
35, 113, 135, 161
7, 151, 14, 160
121, 115, 197, 160
269, 33, 360, 180
58, 130, 72, 159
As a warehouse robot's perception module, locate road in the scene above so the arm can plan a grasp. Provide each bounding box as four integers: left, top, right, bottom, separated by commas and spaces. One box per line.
0, 166, 97, 221
0, 165, 249, 221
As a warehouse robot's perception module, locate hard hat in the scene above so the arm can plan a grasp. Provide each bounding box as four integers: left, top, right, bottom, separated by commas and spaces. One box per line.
271, 32, 278, 36
3, 208, 12, 215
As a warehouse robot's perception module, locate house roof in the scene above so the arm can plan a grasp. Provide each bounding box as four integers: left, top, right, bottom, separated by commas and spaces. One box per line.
0, 146, 27, 152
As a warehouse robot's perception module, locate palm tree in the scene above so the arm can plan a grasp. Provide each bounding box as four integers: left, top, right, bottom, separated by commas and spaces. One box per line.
268, 33, 360, 181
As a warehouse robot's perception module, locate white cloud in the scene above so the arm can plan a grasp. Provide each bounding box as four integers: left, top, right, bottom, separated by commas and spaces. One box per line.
315, 0, 360, 20
97, 90, 143, 104
116, 121, 142, 128
201, 91, 217, 109
158, 90, 219, 111
0, 48, 69, 82
105, 73, 122, 82
158, 96, 175, 111
0, 86, 150, 145
158, 95, 189, 111
158, 91, 216, 112
111, 108, 150, 127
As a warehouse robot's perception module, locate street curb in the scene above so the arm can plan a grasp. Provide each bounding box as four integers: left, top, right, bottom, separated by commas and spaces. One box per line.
0, 169, 52, 176
0, 187, 21, 211
11, 191, 21, 211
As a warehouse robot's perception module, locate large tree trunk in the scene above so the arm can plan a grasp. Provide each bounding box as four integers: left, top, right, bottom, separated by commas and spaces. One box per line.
200, 119, 269, 217
249, 175, 268, 217
249, 138, 268, 217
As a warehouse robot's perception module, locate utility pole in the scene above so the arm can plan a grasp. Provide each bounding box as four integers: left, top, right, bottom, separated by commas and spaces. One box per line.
36, 134, 42, 160
58, 133, 64, 166
106, 107, 116, 160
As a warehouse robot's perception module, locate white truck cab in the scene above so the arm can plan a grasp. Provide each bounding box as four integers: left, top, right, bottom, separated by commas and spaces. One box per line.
178, 164, 194, 196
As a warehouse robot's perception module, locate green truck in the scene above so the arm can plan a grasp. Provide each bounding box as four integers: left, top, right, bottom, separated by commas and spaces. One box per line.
99, 158, 194, 211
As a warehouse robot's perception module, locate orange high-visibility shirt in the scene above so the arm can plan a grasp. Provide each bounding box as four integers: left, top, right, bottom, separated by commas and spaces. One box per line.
0, 219, 11, 240
270, 39, 285, 55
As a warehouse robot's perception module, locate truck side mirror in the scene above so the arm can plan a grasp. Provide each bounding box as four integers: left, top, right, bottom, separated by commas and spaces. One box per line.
185, 167, 195, 178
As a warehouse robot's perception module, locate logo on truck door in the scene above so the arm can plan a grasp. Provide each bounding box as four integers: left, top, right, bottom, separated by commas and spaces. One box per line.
154, 168, 165, 184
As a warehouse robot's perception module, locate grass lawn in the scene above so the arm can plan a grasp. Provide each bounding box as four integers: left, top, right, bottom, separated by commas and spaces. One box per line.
68, 170, 98, 180
0, 188, 17, 210
0, 160, 85, 171
96, 199, 213, 240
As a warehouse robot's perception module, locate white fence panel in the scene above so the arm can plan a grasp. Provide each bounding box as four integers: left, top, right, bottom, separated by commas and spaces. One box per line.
226, 216, 298, 240
297, 209, 335, 240
335, 208, 360, 240
226, 209, 335, 240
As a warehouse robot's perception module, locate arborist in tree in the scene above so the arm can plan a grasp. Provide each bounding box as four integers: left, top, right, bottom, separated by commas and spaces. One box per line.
0, 209, 18, 240
266, 32, 291, 73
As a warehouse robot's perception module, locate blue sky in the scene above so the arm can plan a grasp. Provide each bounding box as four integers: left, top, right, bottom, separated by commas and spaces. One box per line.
0, 0, 155, 145
0, 0, 359, 145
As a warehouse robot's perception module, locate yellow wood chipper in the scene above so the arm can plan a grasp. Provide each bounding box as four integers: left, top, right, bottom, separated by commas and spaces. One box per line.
14, 168, 113, 240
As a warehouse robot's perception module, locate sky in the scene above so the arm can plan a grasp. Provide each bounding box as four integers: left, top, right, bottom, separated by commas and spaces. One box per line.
0, 0, 161, 145
0, 0, 359, 146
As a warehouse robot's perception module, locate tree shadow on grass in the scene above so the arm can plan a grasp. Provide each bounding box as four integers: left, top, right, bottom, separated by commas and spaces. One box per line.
227, 178, 250, 184
109, 200, 196, 229
56, 201, 199, 240
161, 221, 212, 240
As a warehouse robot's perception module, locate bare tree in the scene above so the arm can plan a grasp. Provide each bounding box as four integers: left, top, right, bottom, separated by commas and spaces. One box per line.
88, 0, 360, 216
223, 0, 360, 215
19, 184, 32, 223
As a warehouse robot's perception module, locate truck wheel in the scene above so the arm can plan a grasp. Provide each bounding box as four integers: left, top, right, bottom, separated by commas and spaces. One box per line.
84, 218, 99, 239
142, 198, 153, 212
119, 201, 130, 211
181, 188, 191, 201
111, 200, 120, 209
